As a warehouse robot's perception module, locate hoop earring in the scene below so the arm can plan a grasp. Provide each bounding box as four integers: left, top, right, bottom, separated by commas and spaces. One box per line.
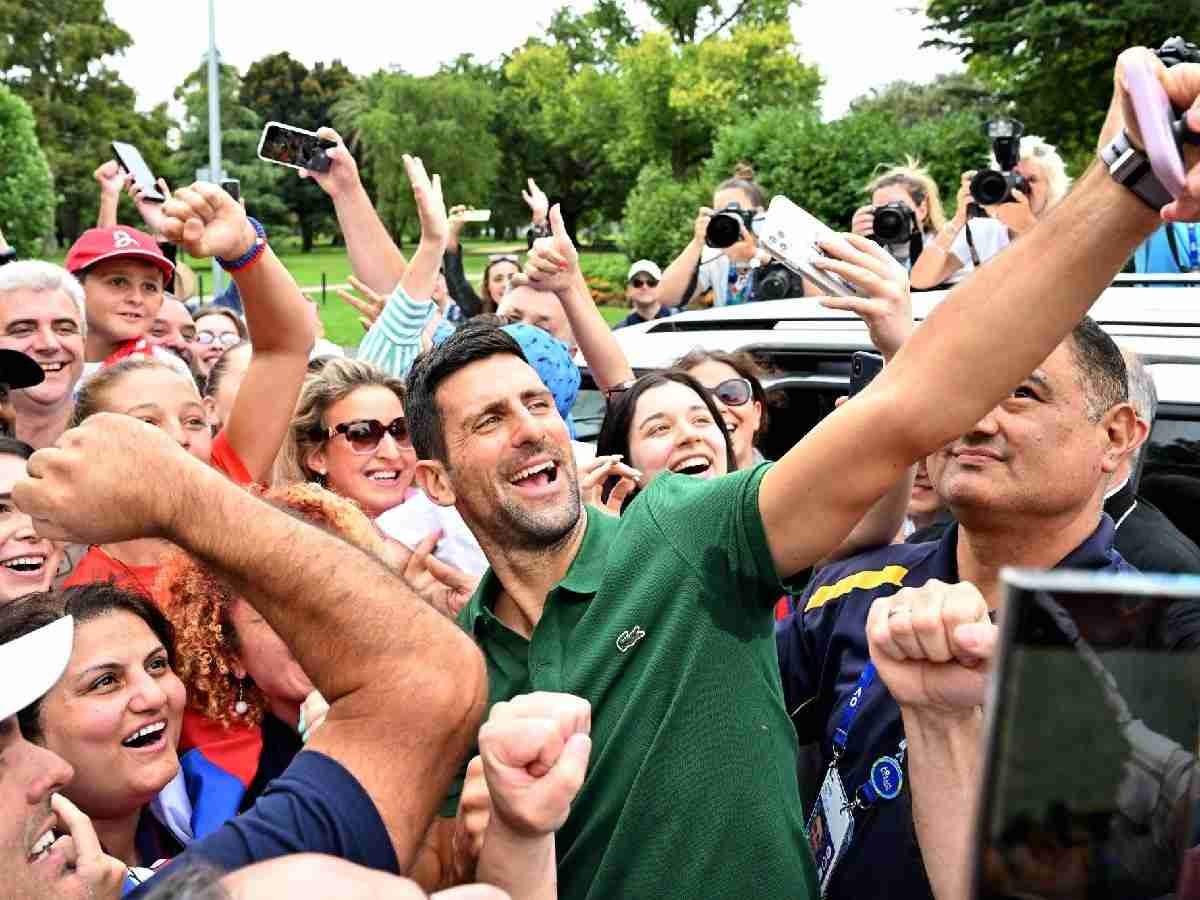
235, 681, 248, 716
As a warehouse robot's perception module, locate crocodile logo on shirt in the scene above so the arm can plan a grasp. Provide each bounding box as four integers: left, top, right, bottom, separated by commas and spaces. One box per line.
616, 625, 646, 654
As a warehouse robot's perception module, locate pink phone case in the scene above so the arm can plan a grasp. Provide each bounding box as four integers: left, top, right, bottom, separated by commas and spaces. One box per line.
1124, 54, 1186, 198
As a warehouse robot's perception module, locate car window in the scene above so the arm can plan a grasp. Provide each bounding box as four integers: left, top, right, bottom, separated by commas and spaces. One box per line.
1140, 412, 1200, 548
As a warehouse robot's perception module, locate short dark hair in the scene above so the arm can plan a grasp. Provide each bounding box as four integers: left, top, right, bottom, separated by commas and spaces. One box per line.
0, 583, 176, 742
596, 370, 737, 503
1067, 317, 1128, 421
0, 436, 34, 460
136, 861, 230, 900
405, 323, 528, 463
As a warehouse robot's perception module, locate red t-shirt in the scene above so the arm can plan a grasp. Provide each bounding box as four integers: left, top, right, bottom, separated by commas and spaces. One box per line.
63, 431, 252, 595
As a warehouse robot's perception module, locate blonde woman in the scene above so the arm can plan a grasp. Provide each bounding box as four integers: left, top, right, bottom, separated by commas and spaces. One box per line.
851, 159, 948, 273
912, 135, 1072, 289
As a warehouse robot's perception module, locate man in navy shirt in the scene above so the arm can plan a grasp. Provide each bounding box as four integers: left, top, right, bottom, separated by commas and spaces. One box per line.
778, 317, 1142, 899
615, 259, 676, 329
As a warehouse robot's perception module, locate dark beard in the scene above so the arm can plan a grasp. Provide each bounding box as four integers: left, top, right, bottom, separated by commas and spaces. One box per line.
491, 470, 583, 552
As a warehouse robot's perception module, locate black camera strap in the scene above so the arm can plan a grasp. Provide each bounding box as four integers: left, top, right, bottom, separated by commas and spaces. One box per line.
1164, 223, 1186, 272
963, 222, 981, 268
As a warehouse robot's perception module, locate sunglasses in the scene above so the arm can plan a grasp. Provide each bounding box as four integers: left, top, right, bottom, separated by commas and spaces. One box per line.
629, 278, 658, 288
327, 416, 412, 454
707, 377, 753, 407
196, 331, 240, 348
488, 254, 520, 264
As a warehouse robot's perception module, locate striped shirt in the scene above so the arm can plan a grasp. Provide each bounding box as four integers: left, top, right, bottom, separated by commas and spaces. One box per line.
356, 285, 438, 378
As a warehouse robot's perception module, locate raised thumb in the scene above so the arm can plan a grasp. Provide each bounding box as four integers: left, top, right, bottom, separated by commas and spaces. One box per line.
550, 203, 567, 241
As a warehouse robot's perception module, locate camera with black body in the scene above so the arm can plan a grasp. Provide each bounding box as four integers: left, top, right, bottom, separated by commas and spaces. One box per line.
1156, 35, 1200, 68
871, 201, 918, 245
706, 203, 757, 249
751, 261, 807, 301
969, 117, 1029, 208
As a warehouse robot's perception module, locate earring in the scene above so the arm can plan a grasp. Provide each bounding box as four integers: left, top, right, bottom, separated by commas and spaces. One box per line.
235, 681, 248, 716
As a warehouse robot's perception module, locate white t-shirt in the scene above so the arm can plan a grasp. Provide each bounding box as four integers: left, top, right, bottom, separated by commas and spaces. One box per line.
951, 218, 1011, 273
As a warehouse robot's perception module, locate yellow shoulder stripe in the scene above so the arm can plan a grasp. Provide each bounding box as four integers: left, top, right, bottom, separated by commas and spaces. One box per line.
804, 565, 909, 613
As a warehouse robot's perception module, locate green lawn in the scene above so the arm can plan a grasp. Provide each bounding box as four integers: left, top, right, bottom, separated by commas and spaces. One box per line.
44, 240, 633, 349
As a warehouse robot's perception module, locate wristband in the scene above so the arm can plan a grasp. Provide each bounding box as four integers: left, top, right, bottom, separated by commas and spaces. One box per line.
1099, 129, 1173, 211
217, 218, 267, 272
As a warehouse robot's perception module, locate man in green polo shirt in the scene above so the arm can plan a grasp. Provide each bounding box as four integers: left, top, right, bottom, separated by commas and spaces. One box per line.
402, 63, 1177, 893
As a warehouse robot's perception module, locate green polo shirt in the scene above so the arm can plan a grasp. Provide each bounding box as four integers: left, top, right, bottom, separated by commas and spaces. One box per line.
446, 464, 818, 900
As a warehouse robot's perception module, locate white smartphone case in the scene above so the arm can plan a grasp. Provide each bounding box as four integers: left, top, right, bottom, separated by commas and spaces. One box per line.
757, 196, 861, 297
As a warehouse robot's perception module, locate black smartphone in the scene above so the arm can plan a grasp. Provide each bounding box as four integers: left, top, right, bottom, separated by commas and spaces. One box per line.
973, 569, 1200, 900
111, 141, 166, 202
221, 179, 241, 202
256, 122, 335, 174
848, 351, 884, 396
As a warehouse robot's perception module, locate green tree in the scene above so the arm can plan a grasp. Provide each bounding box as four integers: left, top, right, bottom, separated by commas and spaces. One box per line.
0, 84, 54, 254
173, 61, 288, 233
350, 71, 500, 242
620, 161, 707, 264
848, 72, 998, 129
924, 0, 1200, 167
642, 0, 795, 43
0, 0, 174, 243
706, 104, 991, 227
240, 53, 357, 251
614, 23, 822, 177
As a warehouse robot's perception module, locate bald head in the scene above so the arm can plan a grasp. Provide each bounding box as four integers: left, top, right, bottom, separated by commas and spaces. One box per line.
496, 285, 575, 353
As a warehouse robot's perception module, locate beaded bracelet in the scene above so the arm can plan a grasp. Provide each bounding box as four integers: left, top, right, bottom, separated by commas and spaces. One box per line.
217, 217, 267, 272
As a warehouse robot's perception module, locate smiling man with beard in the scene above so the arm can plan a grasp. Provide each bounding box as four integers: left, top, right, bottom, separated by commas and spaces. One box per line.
0, 262, 86, 449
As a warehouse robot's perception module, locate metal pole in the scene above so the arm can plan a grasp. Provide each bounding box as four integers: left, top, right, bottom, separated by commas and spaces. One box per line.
207, 0, 224, 296
321, 272, 327, 305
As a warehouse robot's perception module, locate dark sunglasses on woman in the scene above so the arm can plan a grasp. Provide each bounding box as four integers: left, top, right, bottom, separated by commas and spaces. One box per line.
708, 377, 753, 407
327, 416, 412, 454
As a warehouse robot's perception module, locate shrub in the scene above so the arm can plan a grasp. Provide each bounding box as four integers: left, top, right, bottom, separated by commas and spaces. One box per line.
0, 85, 55, 255
619, 161, 707, 270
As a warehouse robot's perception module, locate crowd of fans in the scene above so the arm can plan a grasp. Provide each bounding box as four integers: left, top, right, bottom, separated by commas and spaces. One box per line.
0, 44, 1197, 900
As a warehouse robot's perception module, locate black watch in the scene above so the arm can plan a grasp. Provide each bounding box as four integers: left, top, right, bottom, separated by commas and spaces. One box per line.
1099, 129, 1173, 210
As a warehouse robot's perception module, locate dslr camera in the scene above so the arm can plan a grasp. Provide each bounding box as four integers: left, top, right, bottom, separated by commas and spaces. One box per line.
751, 262, 807, 301
706, 203, 757, 249
871, 201, 918, 245
969, 117, 1028, 207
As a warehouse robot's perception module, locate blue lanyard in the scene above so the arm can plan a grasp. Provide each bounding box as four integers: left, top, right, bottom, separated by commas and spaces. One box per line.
1188, 225, 1199, 272
831, 662, 906, 809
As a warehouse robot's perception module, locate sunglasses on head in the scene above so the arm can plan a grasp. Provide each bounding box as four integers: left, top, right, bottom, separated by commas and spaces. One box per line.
196, 331, 240, 348
629, 277, 658, 288
488, 254, 520, 264
327, 416, 412, 454
707, 377, 753, 407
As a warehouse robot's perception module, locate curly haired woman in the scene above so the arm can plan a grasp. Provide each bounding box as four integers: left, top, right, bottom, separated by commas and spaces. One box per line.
157, 481, 391, 831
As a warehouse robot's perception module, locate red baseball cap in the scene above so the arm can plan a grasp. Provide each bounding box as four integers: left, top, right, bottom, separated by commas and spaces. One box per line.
65, 227, 175, 282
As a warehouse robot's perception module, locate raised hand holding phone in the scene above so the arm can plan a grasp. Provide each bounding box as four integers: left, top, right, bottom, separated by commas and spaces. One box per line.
814, 233, 913, 360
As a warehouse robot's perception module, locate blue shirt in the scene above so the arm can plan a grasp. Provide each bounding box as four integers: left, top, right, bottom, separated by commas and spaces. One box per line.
615, 306, 677, 329
1134, 223, 1199, 275
777, 516, 1132, 900
127, 751, 398, 895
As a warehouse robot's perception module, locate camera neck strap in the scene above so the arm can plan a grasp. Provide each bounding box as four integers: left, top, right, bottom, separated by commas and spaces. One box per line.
963, 221, 981, 268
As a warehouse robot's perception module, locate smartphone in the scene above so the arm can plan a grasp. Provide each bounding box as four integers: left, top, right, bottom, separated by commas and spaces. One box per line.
458, 209, 491, 223
757, 196, 862, 297
973, 569, 1200, 900
256, 122, 335, 174
111, 141, 165, 202
848, 351, 883, 396
220, 179, 241, 202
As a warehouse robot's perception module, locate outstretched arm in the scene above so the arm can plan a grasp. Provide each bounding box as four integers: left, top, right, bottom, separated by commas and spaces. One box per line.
759, 49, 1192, 579
520, 204, 634, 390
16, 415, 488, 870
303, 127, 407, 295
160, 183, 314, 483
657, 208, 712, 308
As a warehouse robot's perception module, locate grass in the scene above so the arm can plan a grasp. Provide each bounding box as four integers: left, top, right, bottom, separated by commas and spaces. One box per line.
44, 239, 633, 349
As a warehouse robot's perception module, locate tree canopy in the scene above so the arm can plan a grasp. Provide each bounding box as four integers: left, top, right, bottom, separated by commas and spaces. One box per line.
0, 84, 54, 254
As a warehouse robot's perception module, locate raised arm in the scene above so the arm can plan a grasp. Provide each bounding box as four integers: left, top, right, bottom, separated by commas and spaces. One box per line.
759, 49, 1192, 579
160, 183, 315, 483
520, 204, 634, 390
657, 208, 713, 308
910, 174, 971, 290
94, 161, 130, 229
304, 127, 407, 295
15, 414, 488, 870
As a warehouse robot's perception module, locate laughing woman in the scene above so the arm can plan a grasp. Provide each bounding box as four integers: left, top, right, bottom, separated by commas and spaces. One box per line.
0, 584, 188, 893
0, 438, 63, 602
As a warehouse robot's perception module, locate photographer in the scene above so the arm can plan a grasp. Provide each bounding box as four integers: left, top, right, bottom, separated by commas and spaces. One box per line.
658, 164, 788, 308
911, 134, 1071, 289
851, 160, 948, 276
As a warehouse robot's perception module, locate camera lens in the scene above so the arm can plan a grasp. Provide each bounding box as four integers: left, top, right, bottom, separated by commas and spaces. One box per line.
970, 170, 1010, 206
873, 206, 911, 244
705, 212, 743, 249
